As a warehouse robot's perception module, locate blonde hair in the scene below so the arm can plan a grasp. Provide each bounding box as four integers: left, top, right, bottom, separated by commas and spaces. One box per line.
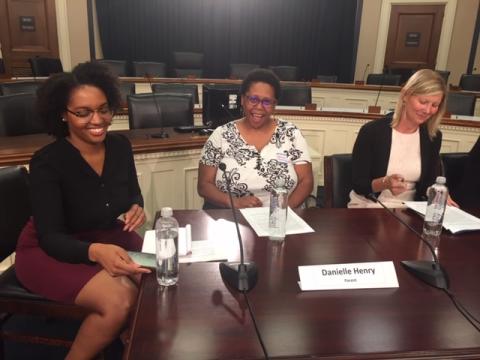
391, 69, 447, 139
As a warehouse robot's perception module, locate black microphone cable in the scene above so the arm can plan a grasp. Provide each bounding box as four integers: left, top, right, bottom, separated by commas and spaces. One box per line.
368, 194, 480, 333
242, 290, 270, 359
218, 163, 269, 359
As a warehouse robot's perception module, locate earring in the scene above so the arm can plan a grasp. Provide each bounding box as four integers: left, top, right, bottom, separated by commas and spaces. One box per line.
61, 118, 67, 122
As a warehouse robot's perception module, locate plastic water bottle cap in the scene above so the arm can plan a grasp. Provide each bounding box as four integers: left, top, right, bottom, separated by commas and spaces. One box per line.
161, 207, 173, 217
435, 176, 446, 184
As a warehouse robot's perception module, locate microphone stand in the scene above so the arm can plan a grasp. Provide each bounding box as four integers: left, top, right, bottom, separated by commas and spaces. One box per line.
218, 163, 258, 292
146, 73, 169, 139
367, 194, 448, 289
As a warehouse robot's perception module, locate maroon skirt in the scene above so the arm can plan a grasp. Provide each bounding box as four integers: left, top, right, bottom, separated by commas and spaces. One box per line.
15, 218, 143, 304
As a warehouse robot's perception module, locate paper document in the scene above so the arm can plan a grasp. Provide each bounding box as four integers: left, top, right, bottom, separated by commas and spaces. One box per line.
239, 207, 314, 237
142, 229, 228, 263
405, 201, 480, 234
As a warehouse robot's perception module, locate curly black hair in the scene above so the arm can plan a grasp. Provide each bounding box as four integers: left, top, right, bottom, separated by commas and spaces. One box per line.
240, 68, 281, 100
36, 61, 122, 138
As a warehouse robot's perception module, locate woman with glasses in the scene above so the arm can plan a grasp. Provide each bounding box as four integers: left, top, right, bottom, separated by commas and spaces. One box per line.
15, 62, 149, 359
198, 68, 313, 208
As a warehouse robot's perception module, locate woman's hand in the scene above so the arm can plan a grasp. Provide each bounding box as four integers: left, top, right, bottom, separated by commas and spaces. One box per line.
123, 204, 146, 232
447, 195, 459, 208
88, 243, 150, 277
384, 174, 408, 195
233, 195, 263, 208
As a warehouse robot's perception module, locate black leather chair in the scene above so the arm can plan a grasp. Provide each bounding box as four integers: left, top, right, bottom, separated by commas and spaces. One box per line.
440, 152, 468, 194
459, 74, 480, 91
316, 75, 338, 83
0, 81, 41, 96
0, 93, 45, 136
118, 82, 136, 107
447, 93, 476, 116
127, 93, 194, 129
96, 60, 128, 77
0, 166, 89, 351
435, 70, 450, 84
323, 154, 352, 208
229, 64, 260, 79
268, 66, 298, 81
278, 84, 311, 106
28, 57, 63, 77
151, 83, 199, 104
172, 52, 204, 78
366, 74, 402, 86
132, 61, 166, 77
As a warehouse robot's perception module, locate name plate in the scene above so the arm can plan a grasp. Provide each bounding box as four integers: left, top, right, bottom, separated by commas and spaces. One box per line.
298, 261, 399, 291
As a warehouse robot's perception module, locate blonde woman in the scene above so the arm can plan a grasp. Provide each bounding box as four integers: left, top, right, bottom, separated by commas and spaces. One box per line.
349, 69, 449, 208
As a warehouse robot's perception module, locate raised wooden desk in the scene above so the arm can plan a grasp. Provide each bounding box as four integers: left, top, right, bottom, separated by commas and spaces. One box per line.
125, 208, 480, 359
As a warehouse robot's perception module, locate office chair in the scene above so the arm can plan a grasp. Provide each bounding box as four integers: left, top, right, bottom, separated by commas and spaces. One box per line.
366, 74, 401, 86
446, 92, 476, 116
229, 64, 260, 79
151, 83, 199, 104
127, 93, 194, 129
96, 60, 128, 77
0, 81, 41, 96
459, 74, 480, 91
28, 57, 63, 77
440, 152, 468, 193
323, 154, 352, 208
278, 84, 311, 106
172, 52, 204, 78
268, 66, 298, 81
435, 70, 450, 85
132, 61, 166, 77
0, 93, 45, 136
118, 82, 135, 107
315, 75, 338, 83
0, 166, 89, 352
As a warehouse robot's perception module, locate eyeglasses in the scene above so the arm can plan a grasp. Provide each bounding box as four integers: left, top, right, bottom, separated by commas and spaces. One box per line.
245, 95, 276, 108
66, 106, 114, 122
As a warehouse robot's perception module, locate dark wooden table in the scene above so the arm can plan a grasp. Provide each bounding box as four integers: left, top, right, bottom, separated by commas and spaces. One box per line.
125, 208, 480, 359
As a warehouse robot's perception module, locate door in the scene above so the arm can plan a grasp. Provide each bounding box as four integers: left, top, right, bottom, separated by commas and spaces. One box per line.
384, 4, 444, 73
0, 0, 59, 76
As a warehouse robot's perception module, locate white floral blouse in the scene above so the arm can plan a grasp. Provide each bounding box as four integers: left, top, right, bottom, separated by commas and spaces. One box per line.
199, 118, 311, 205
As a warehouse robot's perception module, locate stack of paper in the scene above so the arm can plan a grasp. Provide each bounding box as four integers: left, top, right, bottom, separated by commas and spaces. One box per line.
142, 228, 228, 263
405, 201, 480, 234
239, 207, 314, 237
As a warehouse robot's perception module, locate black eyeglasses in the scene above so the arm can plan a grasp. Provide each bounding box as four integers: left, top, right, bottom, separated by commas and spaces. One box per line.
246, 95, 276, 108
66, 106, 114, 123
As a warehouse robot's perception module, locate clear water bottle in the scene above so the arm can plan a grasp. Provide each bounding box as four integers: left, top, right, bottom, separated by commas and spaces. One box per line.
155, 207, 179, 286
422, 176, 448, 248
269, 178, 288, 241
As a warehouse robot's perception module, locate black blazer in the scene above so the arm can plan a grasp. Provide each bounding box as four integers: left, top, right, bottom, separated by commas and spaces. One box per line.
451, 136, 480, 208
351, 114, 442, 200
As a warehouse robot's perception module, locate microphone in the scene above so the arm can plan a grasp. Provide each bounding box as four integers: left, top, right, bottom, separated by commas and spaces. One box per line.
362, 63, 370, 83
218, 162, 258, 292
146, 74, 169, 139
366, 193, 448, 289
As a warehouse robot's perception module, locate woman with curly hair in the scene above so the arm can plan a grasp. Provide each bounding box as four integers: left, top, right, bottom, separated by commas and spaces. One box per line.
15, 61, 149, 359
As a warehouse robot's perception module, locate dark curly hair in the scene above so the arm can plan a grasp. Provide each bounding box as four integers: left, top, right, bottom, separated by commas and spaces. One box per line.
240, 68, 281, 100
36, 61, 122, 138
